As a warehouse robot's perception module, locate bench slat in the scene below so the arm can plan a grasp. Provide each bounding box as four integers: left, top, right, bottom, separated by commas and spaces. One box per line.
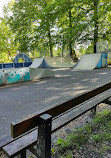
11, 81, 111, 138
3, 88, 111, 157
3, 130, 37, 158
52, 89, 111, 132
0, 135, 13, 151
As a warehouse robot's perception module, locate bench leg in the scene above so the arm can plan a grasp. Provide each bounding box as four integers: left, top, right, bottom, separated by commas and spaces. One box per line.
90, 106, 97, 117
103, 99, 111, 105
17, 150, 26, 158
37, 114, 52, 158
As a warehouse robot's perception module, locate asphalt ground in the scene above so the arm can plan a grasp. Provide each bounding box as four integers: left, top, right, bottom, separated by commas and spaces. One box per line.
0, 67, 111, 138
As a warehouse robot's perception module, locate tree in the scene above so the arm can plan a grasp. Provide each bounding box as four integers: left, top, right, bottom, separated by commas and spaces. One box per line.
77, 0, 111, 53
0, 18, 18, 62
6, 0, 56, 57
47, 0, 87, 57
5, 0, 111, 57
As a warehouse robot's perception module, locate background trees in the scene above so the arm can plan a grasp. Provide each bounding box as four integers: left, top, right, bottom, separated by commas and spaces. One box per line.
76, 0, 111, 53
0, 0, 111, 61
0, 18, 18, 62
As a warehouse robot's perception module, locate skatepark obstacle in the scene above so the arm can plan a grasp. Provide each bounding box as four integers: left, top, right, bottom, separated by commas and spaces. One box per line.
29, 58, 54, 80
45, 56, 75, 68
73, 53, 107, 70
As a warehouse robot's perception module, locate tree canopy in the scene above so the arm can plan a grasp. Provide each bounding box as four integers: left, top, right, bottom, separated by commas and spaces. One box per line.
0, 0, 111, 60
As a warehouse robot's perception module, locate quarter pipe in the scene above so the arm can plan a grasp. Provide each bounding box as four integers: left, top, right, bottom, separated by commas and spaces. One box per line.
73, 53, 107, 70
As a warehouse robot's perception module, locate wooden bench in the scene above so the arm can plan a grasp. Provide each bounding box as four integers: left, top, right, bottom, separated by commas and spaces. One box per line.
1, 82, 111, 158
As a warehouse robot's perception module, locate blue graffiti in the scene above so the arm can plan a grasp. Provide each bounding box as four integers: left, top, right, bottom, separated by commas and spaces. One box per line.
7, 74, 21, 83
23, 72, 30, 81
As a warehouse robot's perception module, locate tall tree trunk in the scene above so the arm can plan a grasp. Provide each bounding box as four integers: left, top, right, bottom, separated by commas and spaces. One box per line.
8, 50, 11, 60
94, 0, 98, 53
62, 34, 64, 57
48, 29, 53, 57
62, 48, 64, 57
69, 7, 72, 57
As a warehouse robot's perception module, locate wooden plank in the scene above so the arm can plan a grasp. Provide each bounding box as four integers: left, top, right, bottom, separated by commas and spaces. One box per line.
3, 89, 111, 157
0, 135, 13, 151
52, 89, 111, 132
0, 128, 37, 151
11, 81, 111, 138
3, 130, 37, 158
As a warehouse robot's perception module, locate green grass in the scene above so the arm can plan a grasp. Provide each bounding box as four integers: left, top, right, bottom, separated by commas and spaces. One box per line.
52, 109, 111, 158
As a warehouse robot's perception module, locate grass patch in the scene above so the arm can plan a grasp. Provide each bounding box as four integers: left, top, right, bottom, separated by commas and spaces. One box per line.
52, 109, 111, 158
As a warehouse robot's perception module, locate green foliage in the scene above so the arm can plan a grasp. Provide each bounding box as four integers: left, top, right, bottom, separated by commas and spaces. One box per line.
28, 155, 35, 158
57, 138, 68, 147
92, 110, 111, 125
100, 145, 111, 152
0, 18, 18, 62
1, 0, 111, 58
91, 132, 111, 143
52, 109, 111, 158
59, 151, 73, 158
5, 0, 56, 56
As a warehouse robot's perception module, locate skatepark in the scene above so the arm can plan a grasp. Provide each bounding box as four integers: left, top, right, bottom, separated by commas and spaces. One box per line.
0, 51, 111, 158
0, 66, 111, 139
0, 52, 107, 86
0, 52, 109, 138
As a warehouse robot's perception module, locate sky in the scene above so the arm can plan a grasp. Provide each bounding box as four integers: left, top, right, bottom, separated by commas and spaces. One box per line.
0, 0, 10, 17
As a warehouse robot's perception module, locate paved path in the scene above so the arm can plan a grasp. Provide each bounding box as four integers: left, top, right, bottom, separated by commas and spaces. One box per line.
0, 67, 111, 138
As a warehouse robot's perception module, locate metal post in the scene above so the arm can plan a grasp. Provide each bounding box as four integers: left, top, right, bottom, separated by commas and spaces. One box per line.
37, 114, 52, 158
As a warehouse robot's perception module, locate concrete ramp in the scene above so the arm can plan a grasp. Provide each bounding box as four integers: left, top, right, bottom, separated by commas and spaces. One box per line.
45, 56, 75, 68
96, 52, 107, 68
29, 68, 54, 80
29, 58, 51, 68
73, 53, 102, 70
29, 58, 54, 80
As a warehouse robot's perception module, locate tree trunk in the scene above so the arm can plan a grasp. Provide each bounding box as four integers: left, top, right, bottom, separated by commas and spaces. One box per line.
48, 30, 53, 57
62, 34, 64, 57
94, 0, 98, 53
8, 50, 11, 60
69, 7, 72, 57
62, 49, 64, 57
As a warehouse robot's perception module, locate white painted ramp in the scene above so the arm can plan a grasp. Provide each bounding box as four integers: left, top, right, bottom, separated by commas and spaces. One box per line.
29, 58, 51, 68
30, 58, 43, 68
45, 56, 75, 68
73, 53, 101, 70
29, 58, 54, 80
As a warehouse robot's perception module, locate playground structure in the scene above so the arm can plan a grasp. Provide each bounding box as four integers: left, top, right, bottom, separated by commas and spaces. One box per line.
0, 53, 32, 85
0, 53, 32, 69
73, 53, 107, 70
